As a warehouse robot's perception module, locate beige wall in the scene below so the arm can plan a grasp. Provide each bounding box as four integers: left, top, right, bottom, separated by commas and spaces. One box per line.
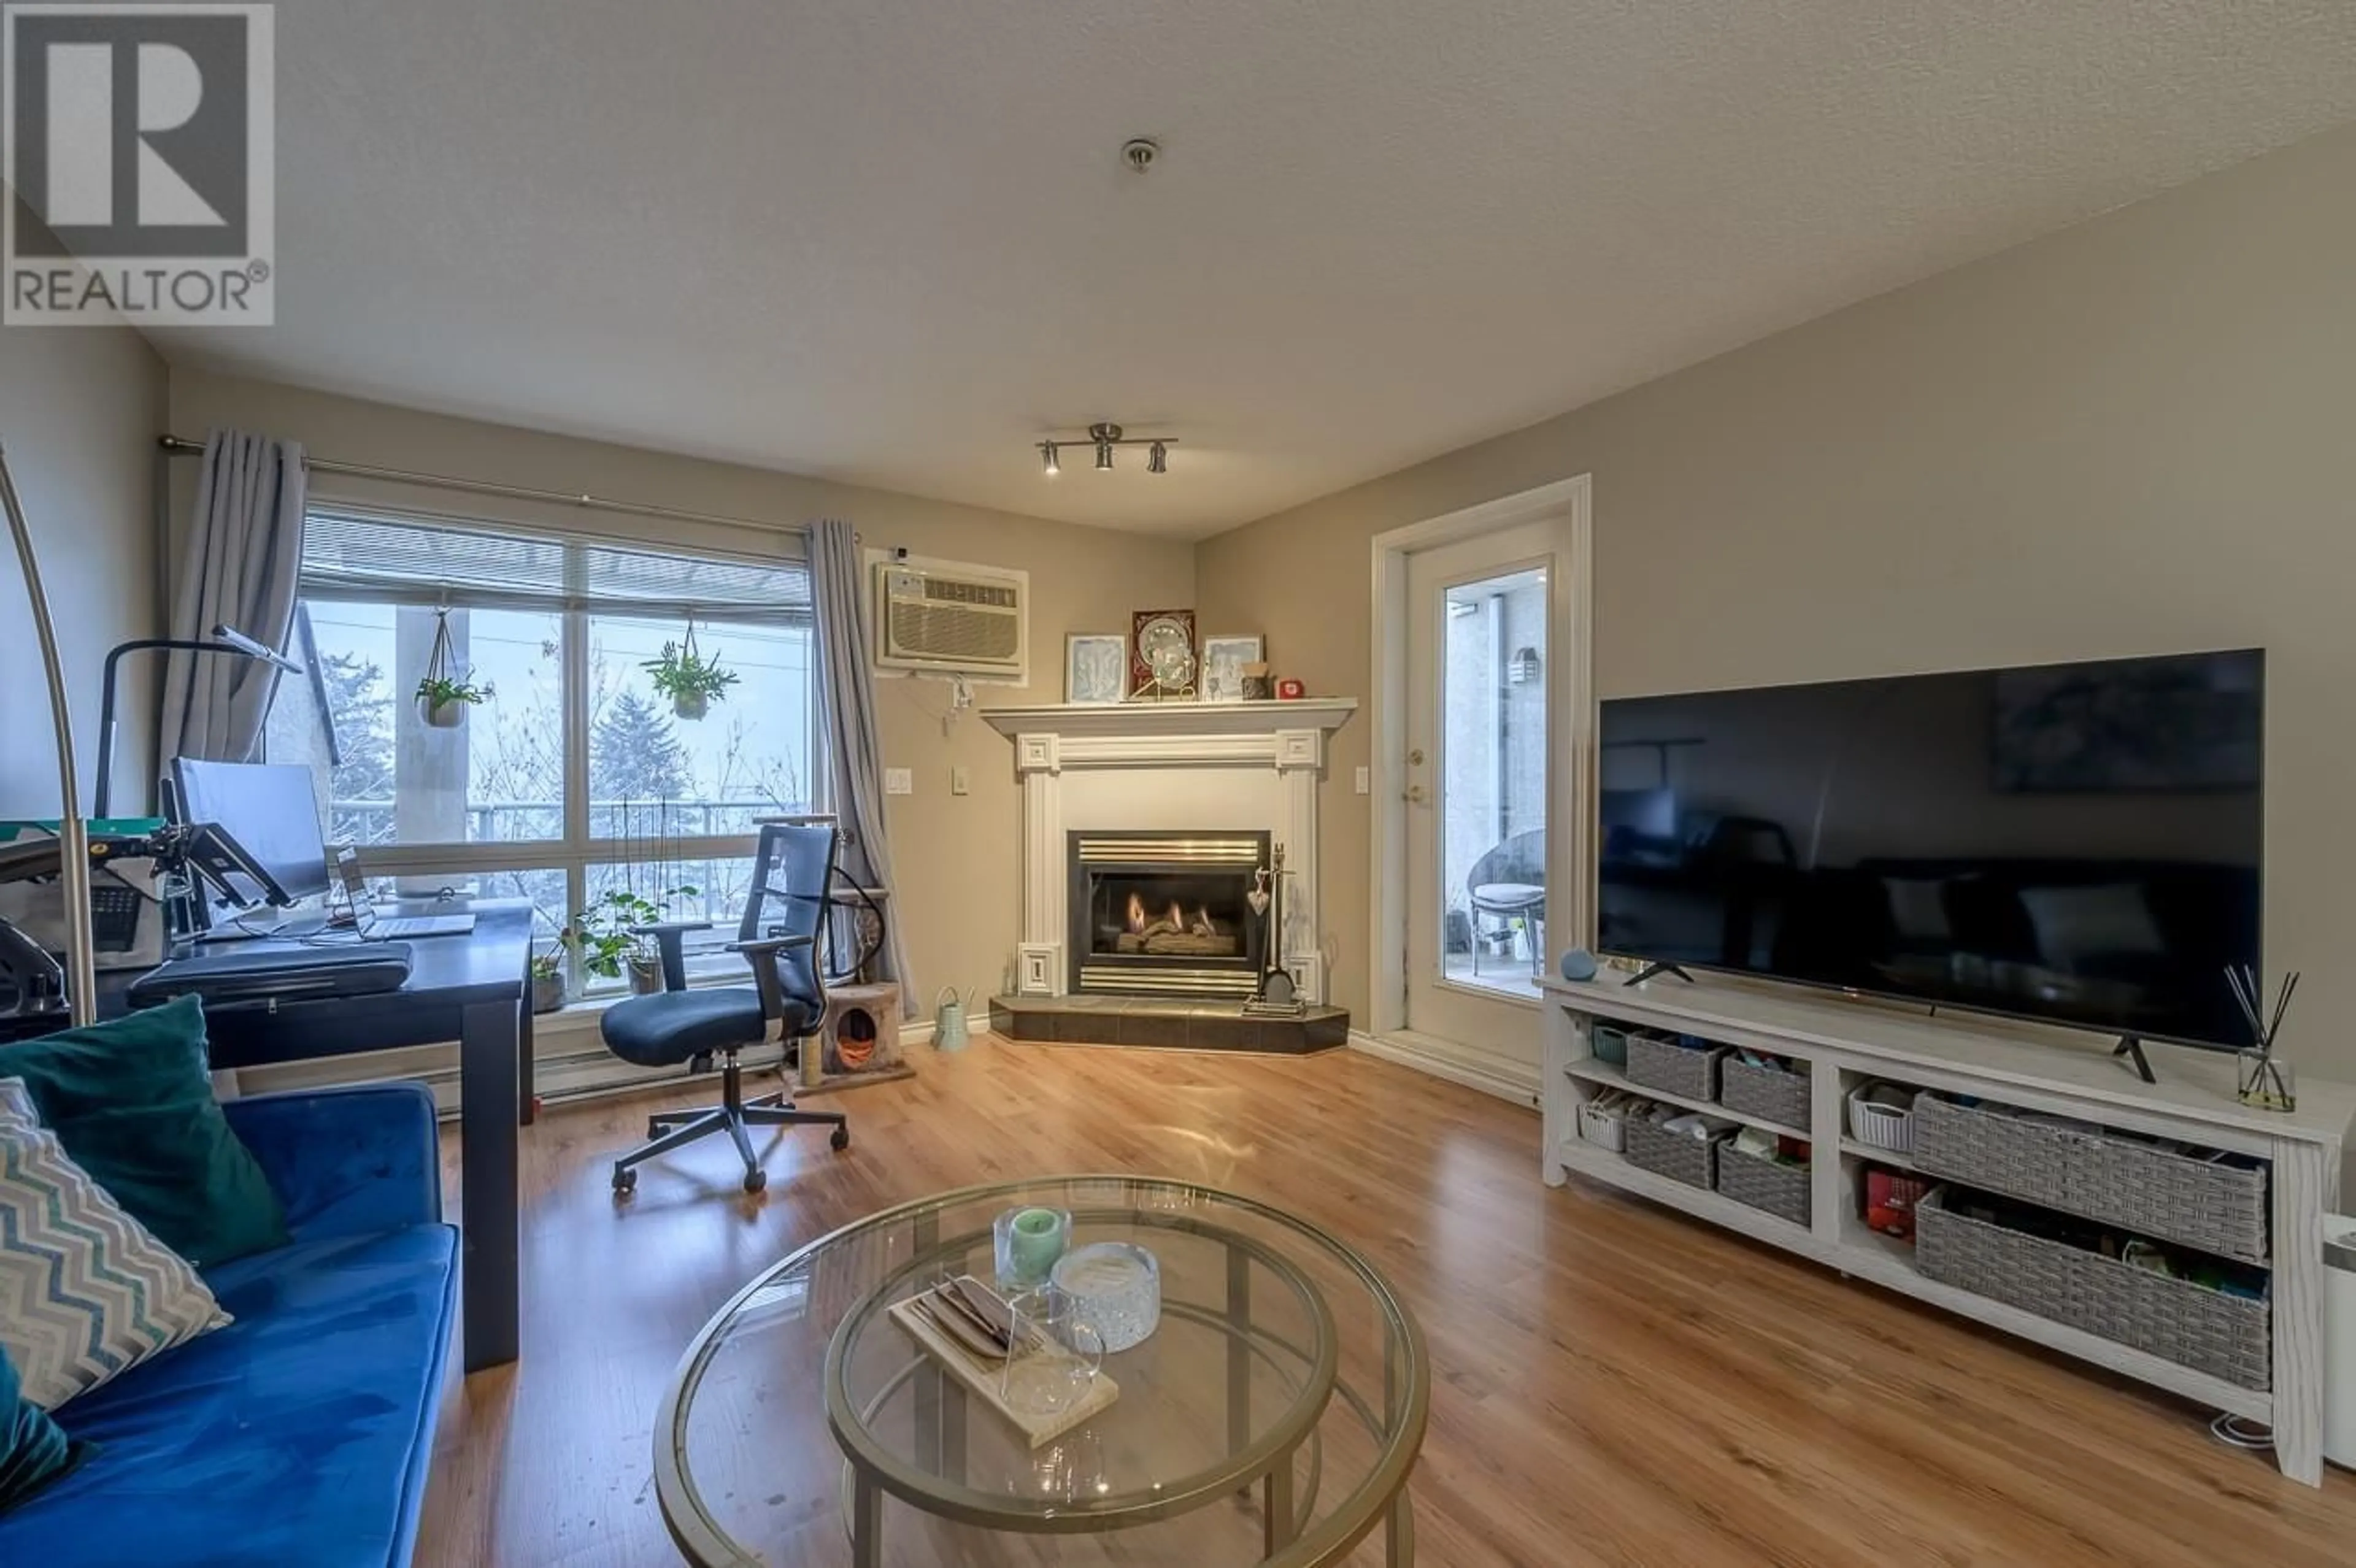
1198, 121, 2356, 1075
0, 315, 165, 817
169, 368, 1193, 1009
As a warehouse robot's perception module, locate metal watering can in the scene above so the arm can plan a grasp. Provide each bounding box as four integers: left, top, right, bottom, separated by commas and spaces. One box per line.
934, 986, 973, 1052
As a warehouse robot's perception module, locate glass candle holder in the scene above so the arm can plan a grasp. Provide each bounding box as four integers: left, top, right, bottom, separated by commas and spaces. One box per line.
2236, 1050, 2296, 1113
993, 1206, 1071, 1291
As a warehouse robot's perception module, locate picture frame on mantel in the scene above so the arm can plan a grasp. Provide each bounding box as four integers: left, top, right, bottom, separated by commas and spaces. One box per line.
1201, 636, 1264, 703
1065, 634, 1127, 705
1128, 609, 1198, 702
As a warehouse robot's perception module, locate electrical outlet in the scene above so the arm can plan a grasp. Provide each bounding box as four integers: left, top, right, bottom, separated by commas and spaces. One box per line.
950, 766, 971, 796
1355, 766, 1370, 794
885, 768, 914, 796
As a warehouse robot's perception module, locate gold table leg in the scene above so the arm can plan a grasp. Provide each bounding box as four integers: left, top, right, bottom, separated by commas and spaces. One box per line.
1264, 1447, 1299, 1556
851, 1469, 881, 1568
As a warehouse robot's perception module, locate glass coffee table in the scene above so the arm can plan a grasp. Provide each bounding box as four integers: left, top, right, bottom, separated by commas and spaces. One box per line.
654, 1176, 1428, 1566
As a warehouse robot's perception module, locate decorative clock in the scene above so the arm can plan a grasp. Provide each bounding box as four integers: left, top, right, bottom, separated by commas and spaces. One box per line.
1128, 609, 1198, 701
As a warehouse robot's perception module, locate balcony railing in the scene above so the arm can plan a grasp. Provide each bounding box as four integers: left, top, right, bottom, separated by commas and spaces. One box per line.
330, 797, 783, 847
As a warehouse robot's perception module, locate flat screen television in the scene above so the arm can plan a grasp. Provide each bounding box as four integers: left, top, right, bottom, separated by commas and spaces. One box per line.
1596, 649, 2263, 1049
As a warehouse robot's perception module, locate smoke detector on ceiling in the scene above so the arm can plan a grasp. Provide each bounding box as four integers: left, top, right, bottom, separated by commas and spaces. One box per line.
1121, 137, 1160, 173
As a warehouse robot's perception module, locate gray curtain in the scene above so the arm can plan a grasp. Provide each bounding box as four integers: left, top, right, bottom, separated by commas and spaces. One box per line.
158, 429, 306, 770
809, 519, 915, 1017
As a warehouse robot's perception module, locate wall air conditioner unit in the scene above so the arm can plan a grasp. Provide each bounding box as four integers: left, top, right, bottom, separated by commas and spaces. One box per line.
870, 555, 1029, 682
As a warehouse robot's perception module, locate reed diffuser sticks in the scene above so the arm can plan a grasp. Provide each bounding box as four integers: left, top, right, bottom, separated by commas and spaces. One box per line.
2225, 964, 2298, 1112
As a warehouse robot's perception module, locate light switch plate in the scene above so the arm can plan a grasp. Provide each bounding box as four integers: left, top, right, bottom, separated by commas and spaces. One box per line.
885, 767, 914, 796
950, 766, 971, 796
1355, 766, 1371, 794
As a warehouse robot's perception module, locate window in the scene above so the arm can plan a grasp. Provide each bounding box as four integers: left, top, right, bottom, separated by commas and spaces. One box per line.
268, 509, 818, 989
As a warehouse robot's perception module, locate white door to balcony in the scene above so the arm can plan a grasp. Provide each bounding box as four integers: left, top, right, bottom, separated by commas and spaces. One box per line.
1370, 478, 1592, 1101
1405, 529, 1552, 1036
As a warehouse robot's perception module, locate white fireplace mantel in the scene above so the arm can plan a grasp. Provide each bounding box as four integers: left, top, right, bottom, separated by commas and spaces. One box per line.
982, 700, 1357, 1001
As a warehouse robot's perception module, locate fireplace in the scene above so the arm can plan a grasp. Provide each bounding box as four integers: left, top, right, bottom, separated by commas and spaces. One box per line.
1068, 831, 1271, 999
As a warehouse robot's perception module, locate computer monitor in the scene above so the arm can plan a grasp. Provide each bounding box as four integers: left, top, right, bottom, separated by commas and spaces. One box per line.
167, 759, 333, 909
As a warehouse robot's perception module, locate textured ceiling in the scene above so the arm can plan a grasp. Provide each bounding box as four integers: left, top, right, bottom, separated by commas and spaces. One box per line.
153, 1, 2356, 537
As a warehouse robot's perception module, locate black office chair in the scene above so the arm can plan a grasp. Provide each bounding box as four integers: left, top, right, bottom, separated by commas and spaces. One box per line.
601, 820, 850, 1196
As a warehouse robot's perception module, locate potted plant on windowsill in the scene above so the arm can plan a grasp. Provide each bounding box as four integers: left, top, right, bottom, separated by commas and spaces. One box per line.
528, 950, 567, 1013
643, 623, 738, 721
563, 885, 703, 996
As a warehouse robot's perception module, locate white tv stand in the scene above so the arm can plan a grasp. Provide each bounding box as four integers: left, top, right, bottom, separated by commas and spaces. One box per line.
1540, 975, 2356, 1484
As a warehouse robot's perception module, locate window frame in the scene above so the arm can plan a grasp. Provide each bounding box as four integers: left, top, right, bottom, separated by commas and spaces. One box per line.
291, 509, 824, 985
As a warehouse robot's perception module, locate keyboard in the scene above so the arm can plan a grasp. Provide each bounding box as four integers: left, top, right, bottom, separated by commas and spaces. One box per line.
369, 912, 477, 939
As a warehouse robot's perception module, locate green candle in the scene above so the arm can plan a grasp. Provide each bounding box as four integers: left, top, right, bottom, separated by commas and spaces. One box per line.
1006, 1207, 1068, 1283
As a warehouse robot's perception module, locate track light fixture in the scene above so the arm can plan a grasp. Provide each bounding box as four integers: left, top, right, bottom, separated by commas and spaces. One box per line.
1034, 421, 1179, 477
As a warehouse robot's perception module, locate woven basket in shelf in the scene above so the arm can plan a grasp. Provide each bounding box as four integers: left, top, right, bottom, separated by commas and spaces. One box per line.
1915, 1186, 2270, 1391
1718, 1056, 1809, 1129
1624, 1032, 1725, 1102
1623, 1116, 1723, 1189
1715, 1142, 1811, 1226
1912, 1095, 2268, 1264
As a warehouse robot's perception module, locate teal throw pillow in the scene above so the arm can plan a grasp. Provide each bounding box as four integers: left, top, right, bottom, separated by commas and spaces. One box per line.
0, 1344, 88, 1515
0, 996, 289, 1268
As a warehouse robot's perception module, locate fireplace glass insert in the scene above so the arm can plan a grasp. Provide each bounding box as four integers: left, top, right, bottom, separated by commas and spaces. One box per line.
1068, 831, 1271, 998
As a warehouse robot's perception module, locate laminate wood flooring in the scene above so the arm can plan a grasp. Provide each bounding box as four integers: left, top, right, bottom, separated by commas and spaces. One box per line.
417, 1036, 2356, 1566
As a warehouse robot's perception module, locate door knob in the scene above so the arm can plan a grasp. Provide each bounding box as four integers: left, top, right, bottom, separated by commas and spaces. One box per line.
1404, 785, 1429, 805
1407, 748, 1426, 766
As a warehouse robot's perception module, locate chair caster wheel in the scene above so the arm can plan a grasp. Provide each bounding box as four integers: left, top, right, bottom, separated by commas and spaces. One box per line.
742, 1168, 768, 1194
830, 1126, 852, 1153
612, 1169, 636, 1196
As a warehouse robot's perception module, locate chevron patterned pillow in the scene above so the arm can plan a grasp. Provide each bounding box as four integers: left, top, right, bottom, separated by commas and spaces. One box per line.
0, 1078, 230, 1411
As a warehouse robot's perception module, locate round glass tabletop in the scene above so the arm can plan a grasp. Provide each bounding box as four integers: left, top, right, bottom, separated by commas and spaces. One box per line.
655, 1176, 1429, 1567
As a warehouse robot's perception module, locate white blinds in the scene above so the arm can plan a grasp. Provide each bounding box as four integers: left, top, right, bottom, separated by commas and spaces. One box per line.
299, 509, 814, 623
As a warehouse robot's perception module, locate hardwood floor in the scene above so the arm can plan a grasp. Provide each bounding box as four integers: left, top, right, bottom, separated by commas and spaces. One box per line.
420, 1036, 2356, 1566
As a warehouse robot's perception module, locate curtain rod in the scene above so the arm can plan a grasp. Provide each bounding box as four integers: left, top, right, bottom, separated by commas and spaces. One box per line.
157, 433, 798, 539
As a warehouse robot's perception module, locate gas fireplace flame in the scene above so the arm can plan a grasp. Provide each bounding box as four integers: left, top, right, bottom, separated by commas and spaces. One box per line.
1124, 893, 1221, 939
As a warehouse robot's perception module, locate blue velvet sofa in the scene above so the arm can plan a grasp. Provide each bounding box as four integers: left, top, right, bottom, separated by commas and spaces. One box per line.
0, 1083, 457, 1567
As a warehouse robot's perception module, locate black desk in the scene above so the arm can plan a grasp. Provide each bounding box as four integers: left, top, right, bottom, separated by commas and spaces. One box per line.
102, 902, 536, 1372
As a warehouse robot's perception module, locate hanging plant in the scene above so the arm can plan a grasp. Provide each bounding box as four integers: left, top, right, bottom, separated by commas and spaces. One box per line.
414, 607, 493, 728
642, 621, 738, 720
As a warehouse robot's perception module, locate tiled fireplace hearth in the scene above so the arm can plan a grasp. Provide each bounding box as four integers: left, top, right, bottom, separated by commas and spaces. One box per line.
981, 700, 1357, 1022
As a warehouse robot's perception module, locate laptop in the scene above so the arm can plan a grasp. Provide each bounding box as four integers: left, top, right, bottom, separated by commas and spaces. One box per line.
334, 849, 477, 940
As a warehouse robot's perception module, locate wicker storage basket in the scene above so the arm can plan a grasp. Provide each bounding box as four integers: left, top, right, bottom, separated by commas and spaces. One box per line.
1623, 1117, 1723, 1189
1719, 1056, 1810, 1130
1590, 1021, 1631, 1069
1915, 1186, 2270, 1391
1715, 1142, 1811, 1226
1912, 1095, 2268, 1264
1625, 1032, 1726, 1102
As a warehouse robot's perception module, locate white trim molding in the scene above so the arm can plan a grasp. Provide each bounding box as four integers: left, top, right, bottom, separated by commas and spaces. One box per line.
1347, 1029, 1542, 1108
983, 701, 1357, 1000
